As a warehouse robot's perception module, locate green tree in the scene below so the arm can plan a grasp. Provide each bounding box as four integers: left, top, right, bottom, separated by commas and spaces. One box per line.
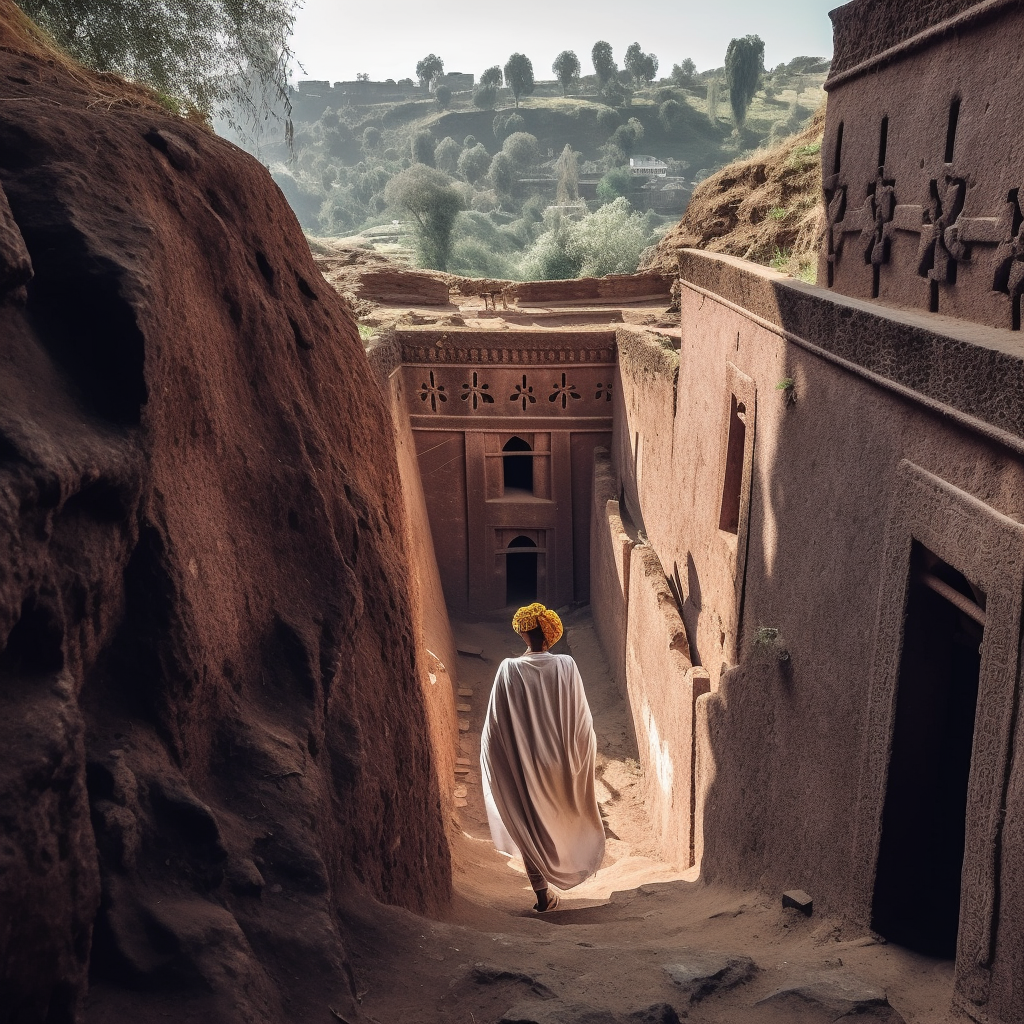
552, 50, 581, 96
707, 79, 721, 125
502, 132, 540, 170
493, 111, 525, 143
416, 53, 444, 89
457, 143, 491, 184
554, 144, 579, 204
480, 65, 502, 88
658, 99, 682, 132
638, 52, 659, 88
383, 165, 463, 270
591, 40, 616, 90
17, 0, 297, 121
623, 43, 644, 87
411, 129, 435, 165
434, 136, 461, 174
671, 59, 696, 86
488, 151, 515, 199
473, 84, 498, 110
724, 34, 765, 127
596, 168, 633, 204
362, 125, 380, 150
503, 53, 534, 108
434, 83, 452, 109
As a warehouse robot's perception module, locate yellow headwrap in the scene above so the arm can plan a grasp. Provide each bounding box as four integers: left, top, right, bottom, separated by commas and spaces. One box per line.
512, 602, 563, 649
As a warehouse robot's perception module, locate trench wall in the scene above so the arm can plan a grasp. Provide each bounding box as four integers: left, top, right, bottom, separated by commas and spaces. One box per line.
368, 340, 459, 817
593, 250, 1024, 1023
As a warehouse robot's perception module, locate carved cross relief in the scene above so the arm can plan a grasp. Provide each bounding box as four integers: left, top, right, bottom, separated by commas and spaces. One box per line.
827, 167, 898, 269
992, 188, 1024, 301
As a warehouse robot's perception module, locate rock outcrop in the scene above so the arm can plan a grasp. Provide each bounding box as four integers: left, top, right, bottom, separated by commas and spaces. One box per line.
0, 4, 451, 1022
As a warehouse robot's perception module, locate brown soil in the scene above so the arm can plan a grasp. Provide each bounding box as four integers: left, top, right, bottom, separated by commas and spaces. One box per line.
647, 105, 826, 279
345, 611, 958, 1024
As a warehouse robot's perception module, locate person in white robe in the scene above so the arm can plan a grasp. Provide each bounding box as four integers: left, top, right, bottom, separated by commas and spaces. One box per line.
480, 603, 605, 912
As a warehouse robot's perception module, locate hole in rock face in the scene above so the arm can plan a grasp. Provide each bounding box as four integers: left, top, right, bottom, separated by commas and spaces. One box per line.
872, 543, 983, 958
506, 536, 538, 605
24, 248, 147, 425
62, 478, 128, 523
295, 273, 318, 300
832, 121, 844, 175
255, 250, 275, 285
0, 598, 64, 676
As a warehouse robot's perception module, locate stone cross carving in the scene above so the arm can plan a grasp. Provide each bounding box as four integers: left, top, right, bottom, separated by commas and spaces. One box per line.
890, 180, 1015, 295
830, 169, 897, 267
992, 189, 1024, 300
823, 172, 848, 276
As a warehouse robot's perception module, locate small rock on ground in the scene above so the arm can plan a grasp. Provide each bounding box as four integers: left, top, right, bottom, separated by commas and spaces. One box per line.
663, 951, 757, 1001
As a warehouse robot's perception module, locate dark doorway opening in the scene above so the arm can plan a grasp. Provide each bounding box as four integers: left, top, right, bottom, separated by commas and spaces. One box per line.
872, 543, 984, 958
503, 436, 533, 495
506, 536, 538, 605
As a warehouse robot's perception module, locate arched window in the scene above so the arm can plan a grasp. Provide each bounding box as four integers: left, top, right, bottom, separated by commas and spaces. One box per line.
506, 536, 538, 604
503, 436, 533, 494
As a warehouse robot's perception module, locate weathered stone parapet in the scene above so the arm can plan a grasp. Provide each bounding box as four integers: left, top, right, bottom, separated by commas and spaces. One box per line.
679, 248, 1024, 451
827, 0, 1017, 85
625, 543, 710, 868
394, 328, 617, 366
590, 447, 631, 700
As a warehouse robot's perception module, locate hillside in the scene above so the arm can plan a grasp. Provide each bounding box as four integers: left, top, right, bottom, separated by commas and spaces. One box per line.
646, 101, 826, 282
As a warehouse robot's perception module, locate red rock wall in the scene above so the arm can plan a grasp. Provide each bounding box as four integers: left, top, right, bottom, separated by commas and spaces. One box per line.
511, 272, 674, 305
0, 7, 451, 1022
367, 345, 460, 820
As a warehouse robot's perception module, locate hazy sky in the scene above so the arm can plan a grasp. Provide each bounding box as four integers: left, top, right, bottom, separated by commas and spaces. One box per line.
289, 0, 840, 85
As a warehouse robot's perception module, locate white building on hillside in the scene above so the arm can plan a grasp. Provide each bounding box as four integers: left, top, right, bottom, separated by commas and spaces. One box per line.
629, 155, 668, 177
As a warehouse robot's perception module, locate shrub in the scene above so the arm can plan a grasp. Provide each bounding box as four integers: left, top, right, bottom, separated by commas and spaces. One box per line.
434, 136, 461, 174
457, 143, 491, 185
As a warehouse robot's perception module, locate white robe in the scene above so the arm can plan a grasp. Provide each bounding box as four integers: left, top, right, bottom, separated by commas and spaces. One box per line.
480, 651, 605, 889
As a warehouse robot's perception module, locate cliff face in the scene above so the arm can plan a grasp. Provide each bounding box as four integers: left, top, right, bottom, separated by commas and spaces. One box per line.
0, 5, 450, 1022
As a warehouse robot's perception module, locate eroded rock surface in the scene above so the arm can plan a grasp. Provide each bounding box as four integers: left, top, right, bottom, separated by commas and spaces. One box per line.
0, 4, 450, 1022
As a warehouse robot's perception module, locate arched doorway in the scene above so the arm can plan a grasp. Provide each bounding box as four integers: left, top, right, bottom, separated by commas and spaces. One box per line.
502, 436, 533, 495
506, 536, 538, 605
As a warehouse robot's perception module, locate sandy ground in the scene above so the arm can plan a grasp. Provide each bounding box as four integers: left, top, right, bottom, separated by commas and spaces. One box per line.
342, 610, 957, 1024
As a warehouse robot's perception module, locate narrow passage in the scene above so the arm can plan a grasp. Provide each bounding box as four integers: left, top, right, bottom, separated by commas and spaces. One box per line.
342, 610, 955, 1024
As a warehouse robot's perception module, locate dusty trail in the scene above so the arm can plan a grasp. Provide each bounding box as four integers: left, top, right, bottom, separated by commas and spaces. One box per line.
344, 610, 955, 1024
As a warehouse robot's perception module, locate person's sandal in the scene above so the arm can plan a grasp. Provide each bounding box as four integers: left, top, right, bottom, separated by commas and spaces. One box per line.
534, 892, 560, 913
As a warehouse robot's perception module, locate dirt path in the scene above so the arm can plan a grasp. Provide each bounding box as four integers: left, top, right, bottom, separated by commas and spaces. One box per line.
343, 610, 956, 1024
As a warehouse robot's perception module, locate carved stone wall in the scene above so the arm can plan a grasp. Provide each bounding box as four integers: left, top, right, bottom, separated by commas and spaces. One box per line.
821, 0, 1024, 330
394, 329, 614, 613
594, 248, 1024, 1024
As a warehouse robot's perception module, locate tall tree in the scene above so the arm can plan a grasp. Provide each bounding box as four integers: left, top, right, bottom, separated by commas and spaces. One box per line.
503, 53, 534, 108
554, 144, 579, 204
724, 34, 764, 127
15, 0, 297, 122
671, 58, 696, 86
415, 53, 444, 89
383, 165, 463, 271
552, 50, 581, 96
480, 65, 502, 88
591, 40, 616, 90
625, 43, 659, 89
